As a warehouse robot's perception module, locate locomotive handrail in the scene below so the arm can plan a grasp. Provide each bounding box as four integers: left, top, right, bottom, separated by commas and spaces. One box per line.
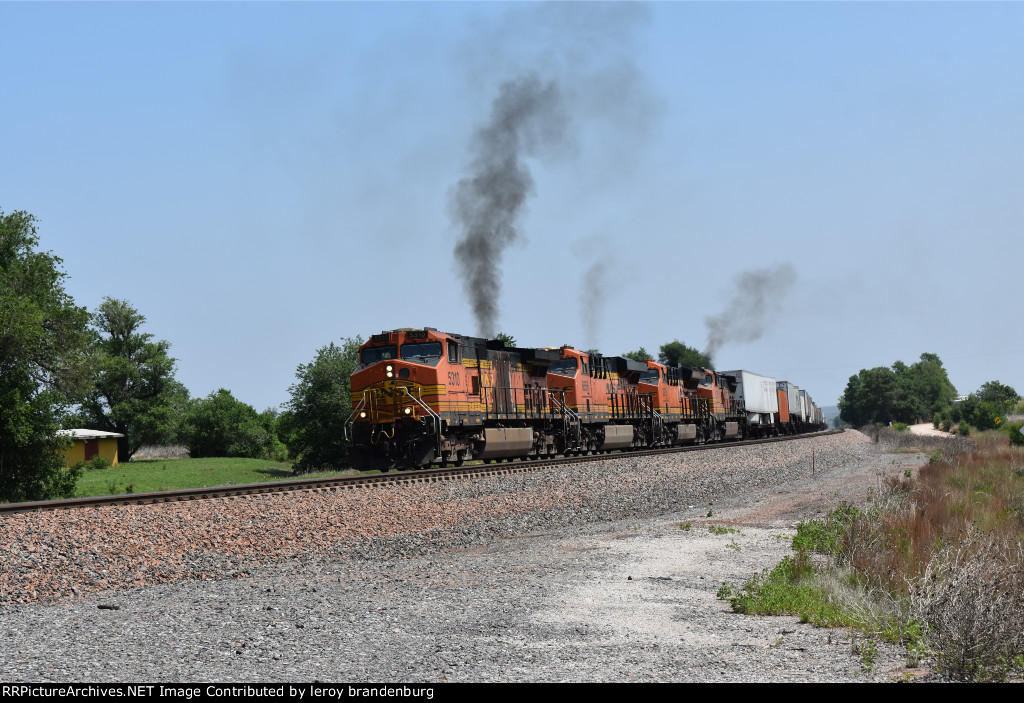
344, 390, 369, 442
479, 384, 567, 421
637, 393, 665, 444
400, 385, 442, 455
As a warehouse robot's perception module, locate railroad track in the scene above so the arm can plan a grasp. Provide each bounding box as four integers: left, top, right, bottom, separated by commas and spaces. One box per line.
1, 429, 841, 515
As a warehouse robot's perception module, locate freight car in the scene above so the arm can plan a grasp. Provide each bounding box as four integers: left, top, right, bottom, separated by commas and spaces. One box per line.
347, 328, 826, 471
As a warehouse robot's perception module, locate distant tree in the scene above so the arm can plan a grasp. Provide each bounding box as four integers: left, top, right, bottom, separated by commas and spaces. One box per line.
179, 389, 278, 459
79, 297, 188, 460
494, 332, 517, 347
0, 209, 93, 501
839, 353, 957, 427
839, 366, 897, 427
900, 353, 958, 420
976, 380, 1020, 408
281, 336, 363, 473
891, 361, 926, 423
658, 339, 713, 369
622, 347, 653, 362
950, 381, 1021, 432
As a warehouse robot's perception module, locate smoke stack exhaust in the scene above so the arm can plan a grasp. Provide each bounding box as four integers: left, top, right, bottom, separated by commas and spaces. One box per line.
450, 74, 569, 338
704, 264, 796, 359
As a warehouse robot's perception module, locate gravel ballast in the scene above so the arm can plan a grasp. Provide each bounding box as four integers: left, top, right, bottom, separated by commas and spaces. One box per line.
1, 431, 928, 682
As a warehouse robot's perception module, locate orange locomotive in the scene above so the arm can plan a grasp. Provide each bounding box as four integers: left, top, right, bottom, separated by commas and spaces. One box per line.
347, 328, 773, 471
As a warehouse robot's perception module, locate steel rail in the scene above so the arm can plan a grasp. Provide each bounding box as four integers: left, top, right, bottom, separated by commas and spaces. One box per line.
0, 430, 841, 515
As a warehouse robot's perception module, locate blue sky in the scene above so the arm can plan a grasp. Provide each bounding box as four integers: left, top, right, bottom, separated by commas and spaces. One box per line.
3, 1, 1022, 413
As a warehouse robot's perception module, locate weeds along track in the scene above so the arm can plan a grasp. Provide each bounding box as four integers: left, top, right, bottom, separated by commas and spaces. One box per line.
2, 431, 841, 515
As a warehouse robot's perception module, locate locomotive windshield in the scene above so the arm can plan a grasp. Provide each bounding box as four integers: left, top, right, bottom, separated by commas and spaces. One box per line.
400, 342, 443, 366
639, 368, 661, 384
360, 345, 397, 365
548, 358, 578, 377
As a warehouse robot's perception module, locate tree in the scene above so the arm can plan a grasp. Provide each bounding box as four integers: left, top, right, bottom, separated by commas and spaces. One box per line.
79, 297, 187, 460
658, 339, 713, 369
948, 381, 1021, 432
0, 209, 92, 501
900, 353, 957, 420
838, 366, 897, 427
976, 380, 1020, 408
179, 389, 278, 459
622, 347, 653, 362
281, 336, 363, 473
838, 353, 957, 427
494, 332, 516, 347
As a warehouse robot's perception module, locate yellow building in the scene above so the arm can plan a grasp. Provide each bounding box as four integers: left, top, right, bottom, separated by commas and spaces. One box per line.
58, 429, 124, 467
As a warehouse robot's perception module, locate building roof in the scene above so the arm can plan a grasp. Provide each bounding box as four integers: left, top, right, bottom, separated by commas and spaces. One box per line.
57, 429, 125, 439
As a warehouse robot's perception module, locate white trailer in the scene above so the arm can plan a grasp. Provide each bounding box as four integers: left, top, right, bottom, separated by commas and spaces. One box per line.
722, 370, 779, 431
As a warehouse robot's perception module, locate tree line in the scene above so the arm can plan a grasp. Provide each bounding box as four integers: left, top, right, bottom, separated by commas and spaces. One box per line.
1, 208, 362, 502
837, 353, 1021, 434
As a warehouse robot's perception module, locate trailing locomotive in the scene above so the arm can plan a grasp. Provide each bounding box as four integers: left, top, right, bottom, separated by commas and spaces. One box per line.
347, 328, 826, 471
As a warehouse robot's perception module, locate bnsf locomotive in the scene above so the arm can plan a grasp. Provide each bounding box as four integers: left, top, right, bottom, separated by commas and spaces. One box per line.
347, 328, 826, 471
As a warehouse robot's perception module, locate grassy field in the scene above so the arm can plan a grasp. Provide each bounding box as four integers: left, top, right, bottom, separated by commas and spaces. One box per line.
74, 457, 354, 497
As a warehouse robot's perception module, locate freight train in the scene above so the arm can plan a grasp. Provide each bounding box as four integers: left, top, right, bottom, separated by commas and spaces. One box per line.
347, 328, 826, 471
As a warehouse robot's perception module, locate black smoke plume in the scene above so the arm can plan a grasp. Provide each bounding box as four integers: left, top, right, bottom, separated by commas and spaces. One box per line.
704, 264, 797, 359
579, 259, 608, 349
450, 74, 569, 338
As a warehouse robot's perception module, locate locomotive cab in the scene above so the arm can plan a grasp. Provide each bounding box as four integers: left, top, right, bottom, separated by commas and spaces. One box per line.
698, 369, 742, 440
349, 328, 463, 471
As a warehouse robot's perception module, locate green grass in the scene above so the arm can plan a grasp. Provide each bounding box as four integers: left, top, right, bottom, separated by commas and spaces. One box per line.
707, 524, 741, 535
717, 556, 860, 629
74, 457, 353, 497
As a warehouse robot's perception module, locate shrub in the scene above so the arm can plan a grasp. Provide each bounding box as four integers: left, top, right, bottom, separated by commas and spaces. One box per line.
911, 530, 1024, 681
87, 455, 111, 470
958, 422, 972, 436
178, 389, 278, 459
891, 422, 909, 432
71, 456, 111, 473
792, 504, 859, 560
1003, 422, 1024, 447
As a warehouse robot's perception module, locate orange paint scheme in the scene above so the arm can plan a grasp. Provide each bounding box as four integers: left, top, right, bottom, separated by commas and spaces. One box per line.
350, 329, 466, 425
697, 369, 739, 417
636, 361, 705, 420
776, 387, 791, 424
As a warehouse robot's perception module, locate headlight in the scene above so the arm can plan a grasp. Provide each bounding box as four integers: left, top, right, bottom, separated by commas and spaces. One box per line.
359, 411, 366, 418
386, 365, 393, 372
404, 407, 412, 415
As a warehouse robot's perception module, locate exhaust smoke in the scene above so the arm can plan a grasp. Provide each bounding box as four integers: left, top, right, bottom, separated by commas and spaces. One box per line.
704, 264, 796, 359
